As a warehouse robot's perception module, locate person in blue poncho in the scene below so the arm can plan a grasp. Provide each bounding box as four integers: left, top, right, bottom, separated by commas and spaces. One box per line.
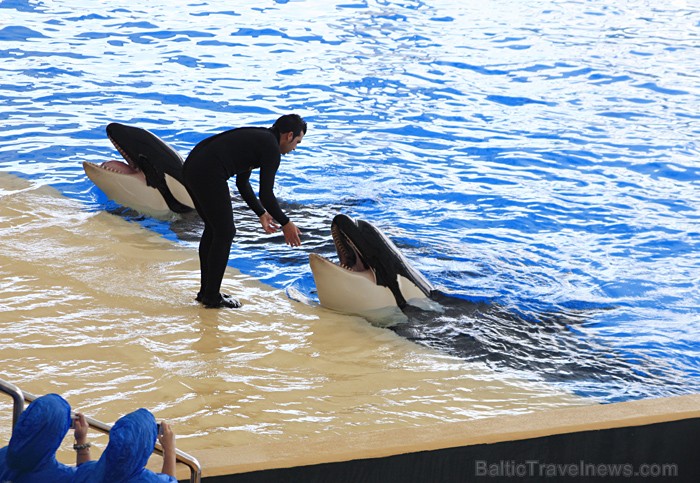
0, 393, 91, 483
73, 408, 177, 483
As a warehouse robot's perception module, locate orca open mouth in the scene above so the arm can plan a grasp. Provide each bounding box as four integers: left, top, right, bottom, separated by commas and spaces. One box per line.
82, 158, 146, 185
331, 220, 370, 273
103, 130, 141, 175
81, 126, 143, 177
93, 160, 142, 176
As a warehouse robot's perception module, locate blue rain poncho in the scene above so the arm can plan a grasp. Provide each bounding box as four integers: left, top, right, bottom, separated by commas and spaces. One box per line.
0, 393, 75, 483
73, 408, 176, 483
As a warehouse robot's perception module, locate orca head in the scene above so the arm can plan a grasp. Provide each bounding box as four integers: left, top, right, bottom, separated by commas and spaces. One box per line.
106, 122, 185, 183
309, 214, 434, 314
83, 123, 194, 216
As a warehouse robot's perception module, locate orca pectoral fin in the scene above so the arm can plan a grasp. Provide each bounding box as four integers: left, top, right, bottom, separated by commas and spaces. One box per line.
135, 155, 193, 214
158, 184, 194, 214
164, 175, 194, 210
389, 283, 408, 309
137, 154, 166, 189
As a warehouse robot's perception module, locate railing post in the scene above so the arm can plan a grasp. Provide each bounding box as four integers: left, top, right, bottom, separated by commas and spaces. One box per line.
0, 379, 25, 430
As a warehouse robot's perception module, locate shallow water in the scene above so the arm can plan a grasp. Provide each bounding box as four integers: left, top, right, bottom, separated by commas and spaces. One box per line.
0, 174, 582, 457
0, 0, 698, 440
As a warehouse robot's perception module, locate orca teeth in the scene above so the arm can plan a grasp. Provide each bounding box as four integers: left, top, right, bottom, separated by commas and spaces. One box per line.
99, 163, 126, 174
108, 134, 138, 170
331, 225, 354, 267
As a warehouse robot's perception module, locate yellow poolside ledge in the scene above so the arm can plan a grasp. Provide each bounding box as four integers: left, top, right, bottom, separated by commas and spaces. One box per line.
186, 393, 700, 479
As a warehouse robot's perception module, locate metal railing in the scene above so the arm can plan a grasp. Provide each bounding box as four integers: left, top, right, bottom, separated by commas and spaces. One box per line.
0, 379, 201, 483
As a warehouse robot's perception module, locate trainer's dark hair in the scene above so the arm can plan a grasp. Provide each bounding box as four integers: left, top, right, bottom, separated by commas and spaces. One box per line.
271, 114, 307, 138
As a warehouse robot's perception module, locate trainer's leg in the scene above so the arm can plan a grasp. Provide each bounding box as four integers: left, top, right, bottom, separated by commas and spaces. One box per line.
183, 158, 241, 307
184, 170, 214, 300
201, 191, 235, 304
197, 219, 213, 299
187, 177, 239, 307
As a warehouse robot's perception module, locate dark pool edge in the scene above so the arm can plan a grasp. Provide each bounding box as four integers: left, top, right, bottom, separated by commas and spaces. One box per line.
176, 394, 700, 482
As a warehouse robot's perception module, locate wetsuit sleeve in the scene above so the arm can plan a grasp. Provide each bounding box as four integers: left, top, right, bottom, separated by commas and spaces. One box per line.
235, 170, 266, 217
258, 158, 290, 226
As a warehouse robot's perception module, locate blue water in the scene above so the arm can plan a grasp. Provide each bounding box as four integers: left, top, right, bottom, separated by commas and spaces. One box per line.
1, 0, 698, 403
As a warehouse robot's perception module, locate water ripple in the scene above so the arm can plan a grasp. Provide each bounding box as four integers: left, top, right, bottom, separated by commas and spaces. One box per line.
0, 0, 698, 405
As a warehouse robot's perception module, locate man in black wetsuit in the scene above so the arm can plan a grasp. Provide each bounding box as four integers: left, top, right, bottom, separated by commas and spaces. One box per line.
182, 114, 306, 309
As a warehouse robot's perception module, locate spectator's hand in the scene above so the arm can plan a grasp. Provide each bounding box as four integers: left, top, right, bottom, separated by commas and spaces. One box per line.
158, 421, 176, 451
259, 212, 280, 234
73, 413, 92, 465
282, 221, 302, 247
158, 421, 177, 478
73, 413, 89, 444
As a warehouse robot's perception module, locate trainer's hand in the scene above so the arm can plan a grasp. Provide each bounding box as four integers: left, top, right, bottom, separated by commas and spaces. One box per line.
282, 221, 302, 247
259, 212, 280, 234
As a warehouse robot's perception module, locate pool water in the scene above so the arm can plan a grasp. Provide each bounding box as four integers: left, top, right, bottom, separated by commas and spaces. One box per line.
1, 0, 698, 412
